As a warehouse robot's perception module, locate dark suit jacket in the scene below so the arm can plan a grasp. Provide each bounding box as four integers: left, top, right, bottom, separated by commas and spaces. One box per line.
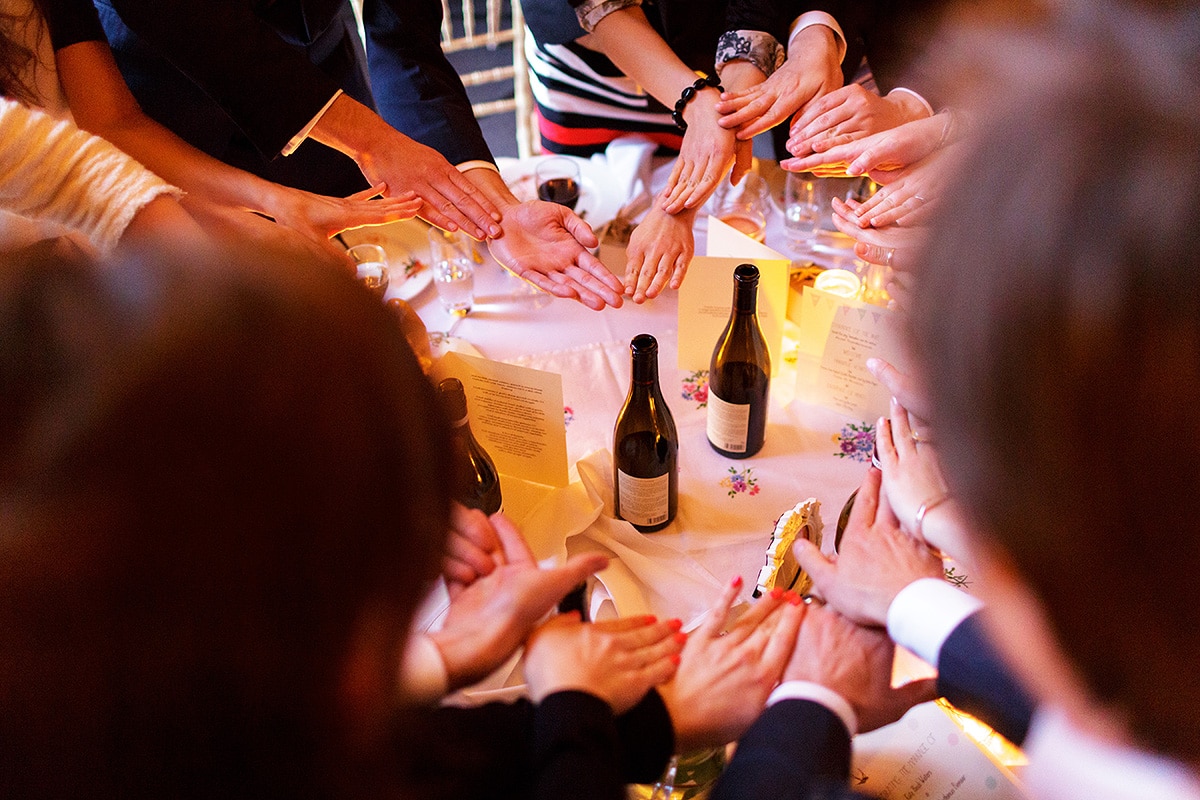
710, 611, 1036, 800
398, 689, 675, 800
53, 0, 492, 195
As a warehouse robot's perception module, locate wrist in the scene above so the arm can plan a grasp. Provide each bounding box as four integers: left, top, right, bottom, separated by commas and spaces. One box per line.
463, 166, 520, 214
681, 86, 722, 128
672, 75, 723, 132
885, 88, 935, 122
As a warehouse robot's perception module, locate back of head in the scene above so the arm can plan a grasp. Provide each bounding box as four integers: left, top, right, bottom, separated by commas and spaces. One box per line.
0, 240, 451, 795
909, 1, 1200, 762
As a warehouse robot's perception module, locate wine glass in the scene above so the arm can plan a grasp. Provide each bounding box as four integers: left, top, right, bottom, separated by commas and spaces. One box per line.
534, 157, 581, 210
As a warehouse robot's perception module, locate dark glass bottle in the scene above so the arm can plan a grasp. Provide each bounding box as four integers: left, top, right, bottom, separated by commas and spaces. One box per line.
613, 334, 678, 532
707, 264, 770, 458
438, 378, 503, 515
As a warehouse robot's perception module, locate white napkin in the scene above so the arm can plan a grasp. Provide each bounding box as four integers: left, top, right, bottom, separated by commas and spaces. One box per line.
592, 136, 657, 224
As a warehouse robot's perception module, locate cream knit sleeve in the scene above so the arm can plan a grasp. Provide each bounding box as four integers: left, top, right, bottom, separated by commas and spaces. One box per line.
0, 97, 182, 256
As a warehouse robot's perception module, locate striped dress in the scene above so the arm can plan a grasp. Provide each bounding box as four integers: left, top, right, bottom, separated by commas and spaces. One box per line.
523, 0, 731, 156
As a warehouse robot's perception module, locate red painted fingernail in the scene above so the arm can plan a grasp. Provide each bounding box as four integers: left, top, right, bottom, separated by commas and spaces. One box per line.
669, 654, 682, 665
643, 615, 658, 625
731, 575, 743, 588
667, 618, 683, 632
674, 632, 688, 644
770, 587, 784, 600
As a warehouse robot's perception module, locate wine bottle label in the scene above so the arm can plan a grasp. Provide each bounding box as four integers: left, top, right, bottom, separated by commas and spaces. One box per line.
617, 470, 671, 527
706, 391, 751, 453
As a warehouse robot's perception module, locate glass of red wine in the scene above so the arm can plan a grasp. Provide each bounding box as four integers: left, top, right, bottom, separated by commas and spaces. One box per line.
534, 157, 581, 210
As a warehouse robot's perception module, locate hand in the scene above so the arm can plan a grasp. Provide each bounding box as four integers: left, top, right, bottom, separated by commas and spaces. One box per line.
310, 94, 503, 240
269, 182, 422, 246
842, 160, 947, 230
786, 85, 930, 161
715, 26, 843, 140
830, 197, 928, 271
524, 614, 685, 714
864, 357, 929, 421
486, 199, 626, 310
782, 113, 949, 177
874, 397, 953, 547
784, 603, 936, 733
795, 468, 942, 628
428, 515, 610, 690
441, 503, 505, 590
659, 576, 806, 749
660, 89, 739, 213
623, 204, 697, 303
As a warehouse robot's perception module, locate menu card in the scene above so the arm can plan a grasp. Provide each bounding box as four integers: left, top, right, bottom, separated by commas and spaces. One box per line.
851, 700, 1028, 800
793, 287, 904, 420
433, 352, 569, 487
676, 216, 790, 375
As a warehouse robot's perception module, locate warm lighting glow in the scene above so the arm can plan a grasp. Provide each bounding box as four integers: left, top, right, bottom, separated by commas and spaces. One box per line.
936, 699, 1029, 769
813, 268, 861, 299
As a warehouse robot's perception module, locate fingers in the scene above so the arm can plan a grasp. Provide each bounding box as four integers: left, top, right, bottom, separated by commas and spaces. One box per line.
793, 538, 836, 601
889, 395, 917, 457
445, 527, 499, 581
666, 249, 691, 291
758, 599, 806, 671
346, 182, 388, 201
865, 358, 908, 402
697, 575, 743, 638
850, 466, 884, 528
560, 207, 599, 250
490, 513, 536, 567
660, 160, 692, 212
729, 588, 788, 642
731, 139, 753, 185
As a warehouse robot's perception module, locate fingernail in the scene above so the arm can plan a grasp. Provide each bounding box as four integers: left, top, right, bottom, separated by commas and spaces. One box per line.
770, 587, 784, 600
667, 618, 683, 632
674, 632, 688, 644
891, 396, 899, 406
670, 654, 682, 665
866, 358, 881, 373
643, 615, 658, 624
731, 575, 743, 588
785, 591, 803, 605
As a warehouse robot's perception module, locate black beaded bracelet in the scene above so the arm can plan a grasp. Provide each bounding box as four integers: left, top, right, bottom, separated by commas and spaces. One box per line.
672, 74, 724, 132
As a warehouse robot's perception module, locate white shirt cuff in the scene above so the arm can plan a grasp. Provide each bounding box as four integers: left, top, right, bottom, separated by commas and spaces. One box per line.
281, 89, 343, 157
456, 160, 500, 175
768, 681, 858, 736
398, 631, 449, 703
787, 12, 846, 63
887, 87, 935, 117
887, 577, 984, 668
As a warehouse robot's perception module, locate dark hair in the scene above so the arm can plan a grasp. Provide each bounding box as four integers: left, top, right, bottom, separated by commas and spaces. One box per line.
0, 241, 452, 795
909, 2, 1200, 762
0, 9, 37, 103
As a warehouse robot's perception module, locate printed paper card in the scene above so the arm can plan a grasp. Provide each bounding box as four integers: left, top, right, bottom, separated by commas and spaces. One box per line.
434, 352, 569, 488
814, 302, 903, 420
851, 700, 1028, 800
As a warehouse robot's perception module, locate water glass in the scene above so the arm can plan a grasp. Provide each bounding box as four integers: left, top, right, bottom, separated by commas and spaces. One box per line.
428, 228, 475, 316
783, 172, 820, 246
712, 171, 768, 242
346, 243, 389, 299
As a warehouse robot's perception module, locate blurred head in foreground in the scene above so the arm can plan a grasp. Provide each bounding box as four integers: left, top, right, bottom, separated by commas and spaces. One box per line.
0, 240, 452, 795
909, 1, 1200, 765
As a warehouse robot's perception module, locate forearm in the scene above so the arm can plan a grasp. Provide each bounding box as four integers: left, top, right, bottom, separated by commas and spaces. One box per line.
307, 93, 390, 179
580, 6, 710, 110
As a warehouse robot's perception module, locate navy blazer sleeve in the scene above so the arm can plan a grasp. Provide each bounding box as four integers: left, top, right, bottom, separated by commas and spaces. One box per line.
711, 699, 863, 800
100, 0, 345, 159
362, 0, 494, 165
935, 612, 1037, 746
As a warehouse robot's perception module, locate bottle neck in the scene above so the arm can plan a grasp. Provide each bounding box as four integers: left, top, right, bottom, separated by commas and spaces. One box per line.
733, 279, 759, 315
631, 351, 660, 388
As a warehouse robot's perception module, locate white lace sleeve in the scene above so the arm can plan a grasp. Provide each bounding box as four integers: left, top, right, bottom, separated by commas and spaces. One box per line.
0, 97, 181, 256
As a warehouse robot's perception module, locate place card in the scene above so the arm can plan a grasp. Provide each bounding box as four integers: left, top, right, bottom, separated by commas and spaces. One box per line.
433, 352, 569, 488
792, 288, 905, 420
676, 217, 790, 375
851, 700, 1028, 800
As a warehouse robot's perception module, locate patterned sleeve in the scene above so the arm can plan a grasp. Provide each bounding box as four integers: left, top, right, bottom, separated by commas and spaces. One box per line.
715, 30, 785, 78
569, 0, 642, 34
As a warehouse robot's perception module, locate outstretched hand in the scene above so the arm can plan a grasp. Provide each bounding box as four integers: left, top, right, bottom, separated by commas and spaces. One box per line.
429, 513, 610, 690
659, 577, 806, 749
783, 603, 936, 733
794, 468, 942, 628
487, 199, 626, 310
524, 614, 685, 714
624, 204, 696, 303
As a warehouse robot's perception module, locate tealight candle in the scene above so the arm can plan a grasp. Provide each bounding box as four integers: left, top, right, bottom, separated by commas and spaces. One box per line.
813, 268, 861, 299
